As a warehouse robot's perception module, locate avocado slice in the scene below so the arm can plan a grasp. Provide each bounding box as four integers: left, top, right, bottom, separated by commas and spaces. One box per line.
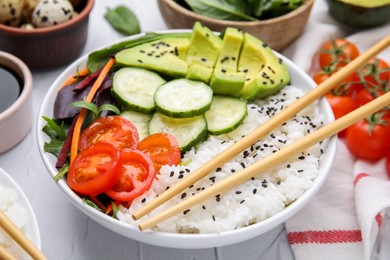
186, 63, 213, 83
210, 27, 245, 97
185, 22, 222, 83
238, 33, 290, 100
115, 37, 190, 79
186, 22, 222, 68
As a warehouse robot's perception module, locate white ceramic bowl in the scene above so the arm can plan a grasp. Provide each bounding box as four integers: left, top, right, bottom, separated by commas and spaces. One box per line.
0, 168, 41, 253
37, 30, 337, 249
0, 51, 33, 154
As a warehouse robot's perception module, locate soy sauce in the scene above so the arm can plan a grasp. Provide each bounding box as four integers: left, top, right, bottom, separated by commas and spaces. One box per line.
0, 66, 22, 113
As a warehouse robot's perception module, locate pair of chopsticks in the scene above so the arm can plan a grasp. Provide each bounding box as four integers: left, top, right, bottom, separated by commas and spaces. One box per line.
0, 210, 47, 260
134, 35, 390, 231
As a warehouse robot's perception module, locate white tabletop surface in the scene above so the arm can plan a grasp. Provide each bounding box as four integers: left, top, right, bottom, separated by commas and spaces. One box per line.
0, 0, 387, 259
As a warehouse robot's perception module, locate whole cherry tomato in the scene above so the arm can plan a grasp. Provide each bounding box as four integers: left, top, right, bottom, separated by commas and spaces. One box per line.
319, 38, 360, 68
345, 114, 390, 161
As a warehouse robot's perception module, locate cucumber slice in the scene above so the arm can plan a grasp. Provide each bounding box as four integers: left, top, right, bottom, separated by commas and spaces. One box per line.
154, 79, 213, 118
121, 110, 151, 141
149, 112, 207, 152
112, 67, 166, 113
205, 95, 247, 135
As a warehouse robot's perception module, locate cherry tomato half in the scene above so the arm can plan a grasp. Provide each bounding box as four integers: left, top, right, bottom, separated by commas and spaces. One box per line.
138, 133, 181, 172
67, 143, 121, 196
319, 38, 359, 68
345, 116, 390, 161
105, 149, 156, 202
79, 116, 139, 151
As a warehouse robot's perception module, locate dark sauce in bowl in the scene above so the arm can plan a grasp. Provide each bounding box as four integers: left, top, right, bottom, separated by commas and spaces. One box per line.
0, 66, 22, 113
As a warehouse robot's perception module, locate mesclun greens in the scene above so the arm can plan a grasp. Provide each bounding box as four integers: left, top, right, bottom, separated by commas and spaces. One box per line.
42, 116, 68, 156
176, 0, 304, 21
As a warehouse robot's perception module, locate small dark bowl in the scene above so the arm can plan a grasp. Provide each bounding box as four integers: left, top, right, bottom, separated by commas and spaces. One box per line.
0, 0, 94, 70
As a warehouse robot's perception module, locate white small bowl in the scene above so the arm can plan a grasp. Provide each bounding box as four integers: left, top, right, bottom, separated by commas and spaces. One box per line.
0, 51, 33, 154
37, 31, 337, 249
0, 167, 41, 253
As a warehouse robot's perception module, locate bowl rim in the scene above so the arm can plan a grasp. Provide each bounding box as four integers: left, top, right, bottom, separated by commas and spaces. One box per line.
0, 0, 94, 35
36, 29, 337, 249
159, 0, 314, 26
0, 51, 32, 121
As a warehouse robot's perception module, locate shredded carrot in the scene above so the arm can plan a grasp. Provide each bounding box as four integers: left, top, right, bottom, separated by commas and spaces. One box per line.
105, 203, 113, 215
89, 196, 107, 212
70, 58, 115, 164
61, 67, 90, 87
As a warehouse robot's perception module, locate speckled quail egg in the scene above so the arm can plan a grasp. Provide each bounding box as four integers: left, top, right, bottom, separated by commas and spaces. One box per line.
21, 0, 40, 23
32, 0, 76, 28
0, 0, 24, 26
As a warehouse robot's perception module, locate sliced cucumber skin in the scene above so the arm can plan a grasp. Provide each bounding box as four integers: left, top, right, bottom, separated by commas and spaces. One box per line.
120, 110, 151, 141
148, 112, 208, 153
112, 67, 166, 114
205, 95, 248, 135
154, 79, 213, 118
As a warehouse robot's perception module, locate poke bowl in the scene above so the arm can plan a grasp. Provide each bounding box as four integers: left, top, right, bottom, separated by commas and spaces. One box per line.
37, 25, 337, 249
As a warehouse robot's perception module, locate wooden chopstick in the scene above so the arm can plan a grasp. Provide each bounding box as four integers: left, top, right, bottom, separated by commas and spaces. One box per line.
139, 90, 390, 230
0, 210, 47, 260
0, 243, 18, 260
133, 35, 390, 221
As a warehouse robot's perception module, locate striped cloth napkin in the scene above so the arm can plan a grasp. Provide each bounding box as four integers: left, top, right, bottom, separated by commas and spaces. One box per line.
282, 1, 390, 259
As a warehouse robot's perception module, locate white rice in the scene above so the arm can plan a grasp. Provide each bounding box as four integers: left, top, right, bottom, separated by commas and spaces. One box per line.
0, 184, 29, 259
118, 85, 326, 233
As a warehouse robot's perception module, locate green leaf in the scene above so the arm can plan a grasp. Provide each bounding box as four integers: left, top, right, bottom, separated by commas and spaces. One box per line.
105, 6, 141, 36
82, 198, 104, 213
98, 104, 121, 116
111, 202, 119, 219
54, 164, 69, 181
71, 101, 99, 118
42, 116, 66, 140
184, 0, 257, 21
249, 0, 304, 19
44, 139, 64, 156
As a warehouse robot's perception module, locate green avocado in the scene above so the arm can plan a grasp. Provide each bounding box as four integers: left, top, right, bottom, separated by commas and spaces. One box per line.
186, 63, 213, 83
326, 0, 390, 28
185, 22, 221, 83
115, 36, 190, 79
210, 27, 245, 97
238, 33, 290, 100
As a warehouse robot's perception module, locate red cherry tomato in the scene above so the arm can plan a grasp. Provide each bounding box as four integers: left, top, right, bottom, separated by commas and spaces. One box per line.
138, 133, 181, 172
79, 116, 139, 151
67, 143, 121, 196
325, 94, 359, 120
345, 116, 390, 161
319, 39, 359, 68
105, 149, 156, 203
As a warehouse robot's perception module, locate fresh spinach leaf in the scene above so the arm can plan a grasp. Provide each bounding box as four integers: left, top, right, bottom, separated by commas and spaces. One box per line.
105, 6, 141, 36
184, 0, 257, 21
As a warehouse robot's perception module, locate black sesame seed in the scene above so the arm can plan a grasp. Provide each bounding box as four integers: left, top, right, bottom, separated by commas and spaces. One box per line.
212, 215, 216, 221
240, 200, 245, 204
298, 156, 305, 160
178, 175, 184, 179
236, 191, 241, 194
181, 193, 187, 199
253, 188, 257, 194
240, 162, 245, 168
183, 209, 190, 215
137, 59, 143, 63
141, 198, 146, 203
170, 171, 174, 177
202, 205, 206, 210
287, 164, 291, 168
298, 170, 304, 172
231, 169, 236, 173
216, 167, 222, 172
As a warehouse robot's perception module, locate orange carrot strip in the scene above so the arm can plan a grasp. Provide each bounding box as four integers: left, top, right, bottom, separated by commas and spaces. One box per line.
60, 67, 90, 88
89, 196, 107, 212
105, 204, 113, 215
69, 58, 115, 164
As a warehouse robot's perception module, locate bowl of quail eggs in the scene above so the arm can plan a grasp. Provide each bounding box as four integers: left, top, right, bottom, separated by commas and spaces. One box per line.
0, 0, 94, 69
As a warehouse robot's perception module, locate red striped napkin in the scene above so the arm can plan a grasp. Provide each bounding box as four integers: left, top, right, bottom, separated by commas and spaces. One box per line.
282, 2, 390, 258
285, 141, 390, 259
